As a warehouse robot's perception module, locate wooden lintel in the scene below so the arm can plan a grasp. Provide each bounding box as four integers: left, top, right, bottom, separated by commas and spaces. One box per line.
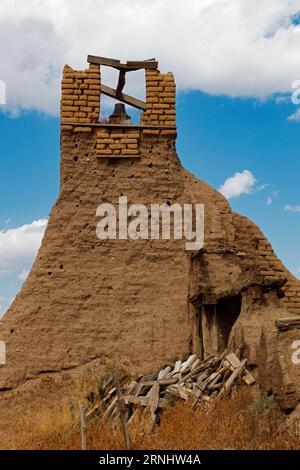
62, 122, 177, 130
100, 84, 146, 111
125, 59, 158, 69
87, 55, 120, 67
87, 55, 158, 71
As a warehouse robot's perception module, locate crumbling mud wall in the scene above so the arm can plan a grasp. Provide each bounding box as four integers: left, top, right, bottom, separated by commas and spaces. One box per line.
0, 58, 300, 413
189, 211, 300, 410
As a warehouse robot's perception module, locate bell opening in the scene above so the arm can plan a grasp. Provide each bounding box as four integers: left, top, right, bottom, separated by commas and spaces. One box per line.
99, 67, 146, 125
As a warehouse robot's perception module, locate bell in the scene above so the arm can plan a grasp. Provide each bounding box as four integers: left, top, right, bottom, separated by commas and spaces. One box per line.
109, 103, 131, 124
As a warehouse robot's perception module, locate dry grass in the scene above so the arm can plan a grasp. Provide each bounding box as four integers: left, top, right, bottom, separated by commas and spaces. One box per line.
1, 383, 299, 450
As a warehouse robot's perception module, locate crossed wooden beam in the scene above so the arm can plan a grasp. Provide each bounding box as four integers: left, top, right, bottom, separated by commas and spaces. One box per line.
87, 55, 158, 111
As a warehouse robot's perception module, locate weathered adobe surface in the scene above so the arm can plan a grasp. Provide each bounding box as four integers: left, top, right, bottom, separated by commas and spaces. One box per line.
0, 60, 299, 413
0, 130, 299, 409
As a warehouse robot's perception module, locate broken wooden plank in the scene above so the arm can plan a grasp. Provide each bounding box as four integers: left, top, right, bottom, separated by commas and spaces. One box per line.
224, 359, 247, 391
123, 395, 167, 408
181, 354, 198, 374
140, 378, 178, 387
148, 382, 160, 425
126, 380, 139, 396
100, 84, 146, 110
171, 384, 189, 400
195, 373, 210, 393
208, 365, 230, 388
158, 366, 172, 380
242, 371, 256, 386
209, 383, 222, 391
226, 353, 255, 386
225, 352, 241, 369
104, 396, 118, 420
191, 358, 201, 371
168, 360, 181, 379
276, 317, 300, 332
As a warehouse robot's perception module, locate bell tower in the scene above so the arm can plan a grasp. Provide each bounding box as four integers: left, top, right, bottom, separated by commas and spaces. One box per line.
60, 55, 177, 157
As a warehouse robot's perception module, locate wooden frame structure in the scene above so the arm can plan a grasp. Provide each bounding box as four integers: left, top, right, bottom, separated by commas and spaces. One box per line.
87, 55, 158, 111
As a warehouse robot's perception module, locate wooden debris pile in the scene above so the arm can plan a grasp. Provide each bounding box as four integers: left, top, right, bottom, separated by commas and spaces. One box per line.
99, 351, 256, 427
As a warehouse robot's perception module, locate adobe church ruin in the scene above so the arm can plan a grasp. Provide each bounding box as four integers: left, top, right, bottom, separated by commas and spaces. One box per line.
1, 56, 300, 411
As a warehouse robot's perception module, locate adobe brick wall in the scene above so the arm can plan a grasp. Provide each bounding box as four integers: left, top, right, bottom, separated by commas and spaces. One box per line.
232, 214, 300, 315
96, 128, 140, 157
60, 63, 100, 131
141, 69, 176, 128
60, 64, 177, 144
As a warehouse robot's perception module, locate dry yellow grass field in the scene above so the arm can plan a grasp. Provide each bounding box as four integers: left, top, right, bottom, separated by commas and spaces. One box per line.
0, 373, 298, 450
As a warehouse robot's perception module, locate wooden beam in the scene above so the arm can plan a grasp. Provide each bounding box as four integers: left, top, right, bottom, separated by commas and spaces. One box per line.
62, 122, 177, 130
116, 70, 126, 95
87, 55, 158, 71
126, 59, 158, 69
87, 55, 120, 67
276, 317, 300, 332
100, 84, 146, 110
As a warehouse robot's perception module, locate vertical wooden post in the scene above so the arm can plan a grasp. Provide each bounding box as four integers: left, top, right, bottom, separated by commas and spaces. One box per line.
114, 373, 130, 450
79, 404, 87, 450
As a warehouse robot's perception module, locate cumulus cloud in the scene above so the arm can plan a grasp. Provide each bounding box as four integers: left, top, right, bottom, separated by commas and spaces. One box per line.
218, 170, 258, 199
1, 0, 300, 114
0, 219, 47, 273
284, 204, 300, 212
0, 219, 47, 316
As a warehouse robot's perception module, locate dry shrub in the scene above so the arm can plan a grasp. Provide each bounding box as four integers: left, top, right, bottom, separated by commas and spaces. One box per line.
145, 388, 300, 450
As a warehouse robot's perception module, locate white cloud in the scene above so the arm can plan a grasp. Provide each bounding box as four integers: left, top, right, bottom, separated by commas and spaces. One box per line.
0, 219, 47, 317
0, 219, 47, 273
288, 108, 300, 121
284, 204, 300, 212
218, 170, 257, 199
266, 197, 273, 206
1, 0, 300, 114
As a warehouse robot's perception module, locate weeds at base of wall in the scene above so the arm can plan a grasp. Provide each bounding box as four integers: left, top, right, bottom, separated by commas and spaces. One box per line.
0, 381, 299, 450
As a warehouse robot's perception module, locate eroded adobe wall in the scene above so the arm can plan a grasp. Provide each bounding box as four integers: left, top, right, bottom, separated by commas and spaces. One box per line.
0, 131, 192, 390
189, 208, 300, 409
232, 213, 300, 314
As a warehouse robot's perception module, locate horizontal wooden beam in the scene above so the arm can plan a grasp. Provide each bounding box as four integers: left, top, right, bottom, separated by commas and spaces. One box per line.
125, 59, 158, 69
62, 122, 177, 130
100, 84, 147, 111
87, 55, 121, 67
276, 317, 300, 332
87, 55, 158, 71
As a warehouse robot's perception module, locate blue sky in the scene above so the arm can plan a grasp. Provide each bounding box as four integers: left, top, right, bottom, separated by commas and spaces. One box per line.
1, 0, 300, 315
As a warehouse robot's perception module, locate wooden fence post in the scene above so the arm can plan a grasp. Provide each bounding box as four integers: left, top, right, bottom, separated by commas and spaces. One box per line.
114, 373, 130, 450
79, 404, 87, 450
